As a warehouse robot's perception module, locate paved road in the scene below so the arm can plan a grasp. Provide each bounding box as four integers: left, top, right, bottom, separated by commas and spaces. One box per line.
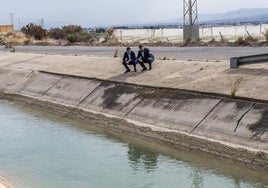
1, 46, 267, 60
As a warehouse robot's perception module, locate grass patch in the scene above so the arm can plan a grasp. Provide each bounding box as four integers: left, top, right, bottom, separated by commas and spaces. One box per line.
231, 76, 245, 98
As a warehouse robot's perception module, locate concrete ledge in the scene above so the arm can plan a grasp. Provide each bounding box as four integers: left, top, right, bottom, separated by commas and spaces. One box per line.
0, 177, 12, 188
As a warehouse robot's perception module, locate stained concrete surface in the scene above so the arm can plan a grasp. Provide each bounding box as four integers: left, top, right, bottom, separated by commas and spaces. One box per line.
0, 67, 267, 153
42, 77, 100, 106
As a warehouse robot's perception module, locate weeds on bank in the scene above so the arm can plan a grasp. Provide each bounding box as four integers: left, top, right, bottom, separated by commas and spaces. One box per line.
231, 76, 245, 98
264, 29, 268, 41
235, 34, 259, 45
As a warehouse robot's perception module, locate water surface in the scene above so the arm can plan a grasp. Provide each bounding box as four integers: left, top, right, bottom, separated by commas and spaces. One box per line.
0, 100, 267, 188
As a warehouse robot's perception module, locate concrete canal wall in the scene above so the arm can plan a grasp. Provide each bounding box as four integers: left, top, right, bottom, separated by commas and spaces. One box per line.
0, 67, 267, 170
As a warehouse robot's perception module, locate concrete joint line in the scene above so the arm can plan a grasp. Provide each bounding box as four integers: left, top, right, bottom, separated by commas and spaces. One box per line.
7, 70, 35, 92
125, 97, 146, 117
190, 99, 224, 134
41, 77, 63, 96
116, 96, 146, 125
75, 83, 101, 107
61, 83, 101, 118
233, 103, 255, 133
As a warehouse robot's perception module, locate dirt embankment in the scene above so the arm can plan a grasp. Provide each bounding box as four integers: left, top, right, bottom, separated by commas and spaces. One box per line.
1, 31, 268, 47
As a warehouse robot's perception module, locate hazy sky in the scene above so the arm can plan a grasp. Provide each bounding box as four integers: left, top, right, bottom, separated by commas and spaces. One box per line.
0, 0, 268, 27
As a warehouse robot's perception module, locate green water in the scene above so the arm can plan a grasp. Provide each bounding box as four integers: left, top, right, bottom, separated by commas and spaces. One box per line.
0, 100, 267, 188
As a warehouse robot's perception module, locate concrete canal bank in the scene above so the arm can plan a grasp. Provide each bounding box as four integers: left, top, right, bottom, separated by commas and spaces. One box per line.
0, 52, 267, 170
0, 178, 11, 188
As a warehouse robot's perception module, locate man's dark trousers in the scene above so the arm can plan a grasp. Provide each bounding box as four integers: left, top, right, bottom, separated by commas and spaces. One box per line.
123, 60, 137, 72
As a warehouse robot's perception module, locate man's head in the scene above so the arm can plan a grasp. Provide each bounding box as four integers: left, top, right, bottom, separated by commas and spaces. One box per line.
139, 44, 144, 51
126, 47, 131, 54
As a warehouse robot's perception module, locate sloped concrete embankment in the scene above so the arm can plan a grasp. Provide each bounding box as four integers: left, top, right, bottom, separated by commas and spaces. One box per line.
0, 67, 267, 170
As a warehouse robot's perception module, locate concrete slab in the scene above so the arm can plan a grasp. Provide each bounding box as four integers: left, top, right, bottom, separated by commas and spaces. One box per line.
42, 77, 100, 106
235, 103, 268, 150
0, 67, 33, 92
127, 90, 221, 133
192, 99, 257, 145
78, 82, 147, 117
15, 72, 62, 97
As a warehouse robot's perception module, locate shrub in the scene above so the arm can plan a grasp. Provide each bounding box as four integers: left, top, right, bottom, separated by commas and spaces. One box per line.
62, 25, 83, 35
235, 36, 248, 45
209, 38, 216, 43
61, 25, 92, 43
67, 33, 78, 43
76, 32, 92, 42
21, 23, 47, 40
264, 29, 268, 41
48, 28, 65, 40
245, 35, 259, 43
185, 35, 192, 44
106, 29, 115, 36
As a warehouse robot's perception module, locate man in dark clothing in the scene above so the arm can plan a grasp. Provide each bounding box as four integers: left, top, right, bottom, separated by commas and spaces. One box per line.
137, 44, 155, 71
122, 47, 137, 73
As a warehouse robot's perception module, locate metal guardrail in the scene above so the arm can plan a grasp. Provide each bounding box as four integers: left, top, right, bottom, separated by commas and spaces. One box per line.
230, 53, 268, 68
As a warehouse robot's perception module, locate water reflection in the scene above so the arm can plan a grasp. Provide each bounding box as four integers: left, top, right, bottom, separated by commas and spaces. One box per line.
128, 144, 158, 172
189, 169, 204, 188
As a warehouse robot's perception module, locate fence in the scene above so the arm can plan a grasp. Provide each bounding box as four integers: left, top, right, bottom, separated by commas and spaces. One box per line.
115, 24, 268, 42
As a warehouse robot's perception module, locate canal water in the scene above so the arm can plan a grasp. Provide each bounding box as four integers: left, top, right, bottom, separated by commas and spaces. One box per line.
0, 100, 267, 188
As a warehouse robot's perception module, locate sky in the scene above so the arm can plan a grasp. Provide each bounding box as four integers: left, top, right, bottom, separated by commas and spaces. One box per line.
0, 0, 268, 28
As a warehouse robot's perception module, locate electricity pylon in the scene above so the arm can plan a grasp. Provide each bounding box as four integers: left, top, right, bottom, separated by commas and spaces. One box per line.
183, 0, 199, 41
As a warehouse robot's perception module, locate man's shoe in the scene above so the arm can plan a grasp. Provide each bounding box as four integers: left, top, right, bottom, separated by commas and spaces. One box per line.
141, 68, 147, 72
124, 70, 130, 74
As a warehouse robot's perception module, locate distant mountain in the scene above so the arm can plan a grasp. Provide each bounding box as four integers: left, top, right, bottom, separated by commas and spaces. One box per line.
199, 8, 268, 24
139, 8, 268, 27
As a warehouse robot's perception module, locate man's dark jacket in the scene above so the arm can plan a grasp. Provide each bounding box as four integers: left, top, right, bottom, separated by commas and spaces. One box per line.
137, 48, 151, 60
123, 51, 136, 61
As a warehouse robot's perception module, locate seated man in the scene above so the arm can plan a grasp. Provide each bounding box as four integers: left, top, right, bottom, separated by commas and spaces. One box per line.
137, 44, 155, 71
122, 47, 137, 73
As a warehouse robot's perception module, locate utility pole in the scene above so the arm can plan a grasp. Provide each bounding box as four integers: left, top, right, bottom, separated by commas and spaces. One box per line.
18, 18, 21, 30
183, 0, 199, 41
41, 19, 44, 28
10, 13, 14, 25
